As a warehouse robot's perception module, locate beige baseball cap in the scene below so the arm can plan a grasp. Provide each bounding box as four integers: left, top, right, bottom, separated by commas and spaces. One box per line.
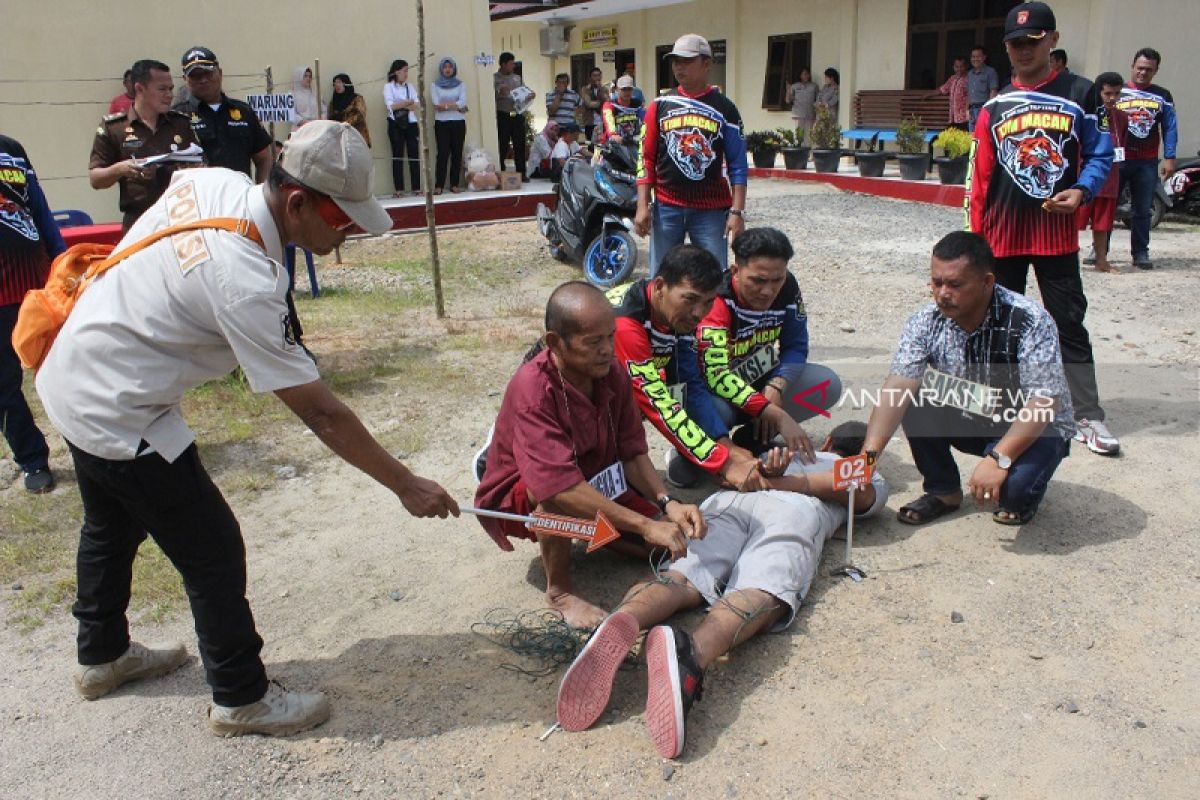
665, 33, 712, 59
616, 75, 635, 89
279, 121, 392, 236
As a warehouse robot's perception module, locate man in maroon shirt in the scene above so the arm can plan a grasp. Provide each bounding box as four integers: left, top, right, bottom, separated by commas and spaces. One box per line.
474, 282, 705, 630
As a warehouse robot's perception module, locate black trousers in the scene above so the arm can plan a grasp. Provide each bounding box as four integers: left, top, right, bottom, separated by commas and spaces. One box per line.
387, 118, 421, 193
0, 303, 50, 473
496, 112, 527, 177
69, 441, 268, 707
993, 253, 1103, 421
434, 119, 466, 189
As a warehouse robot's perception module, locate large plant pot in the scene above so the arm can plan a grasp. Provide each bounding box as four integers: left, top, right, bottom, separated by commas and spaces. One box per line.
855, 151, 887, 178
811, 149, 842, 173
752, 149, 779, 169
897, 153, 930, 181
935, 156, 969, 185
781, 146, 810, 171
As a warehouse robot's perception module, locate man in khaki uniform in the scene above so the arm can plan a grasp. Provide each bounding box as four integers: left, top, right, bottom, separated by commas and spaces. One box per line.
89, 58, 196, 230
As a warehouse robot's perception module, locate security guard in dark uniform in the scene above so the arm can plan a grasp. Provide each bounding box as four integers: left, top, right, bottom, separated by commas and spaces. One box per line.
174, 46, 274, 181
88, 59, 197, 231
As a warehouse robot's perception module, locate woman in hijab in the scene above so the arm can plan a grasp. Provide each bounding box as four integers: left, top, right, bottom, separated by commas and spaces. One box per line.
385, 59, 421, 196
328, 73, 371, 147
525, 120, 560, 179
290, 66, 322, 128
430, 57, 468, 193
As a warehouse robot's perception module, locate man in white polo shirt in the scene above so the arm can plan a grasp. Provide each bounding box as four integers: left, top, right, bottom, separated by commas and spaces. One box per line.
36, 121, 459, 737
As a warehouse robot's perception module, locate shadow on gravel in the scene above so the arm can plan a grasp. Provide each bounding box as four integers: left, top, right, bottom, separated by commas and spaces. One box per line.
1099, 396, 1199, 437
1002, 480, 1147, 555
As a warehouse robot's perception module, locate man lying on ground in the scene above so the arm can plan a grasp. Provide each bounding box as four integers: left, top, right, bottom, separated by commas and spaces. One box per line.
861, 230, 1073, 527
555, 421, 888, 758
609, 243, 766, 492
474, 281, 706, 630
695, 226, 841, 463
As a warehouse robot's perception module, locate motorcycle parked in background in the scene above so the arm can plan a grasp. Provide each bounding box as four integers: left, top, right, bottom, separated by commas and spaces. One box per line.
536, 140, 640, 288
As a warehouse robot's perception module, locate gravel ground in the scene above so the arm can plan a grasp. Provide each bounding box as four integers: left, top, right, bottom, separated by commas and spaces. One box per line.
2, 180, 1198, 799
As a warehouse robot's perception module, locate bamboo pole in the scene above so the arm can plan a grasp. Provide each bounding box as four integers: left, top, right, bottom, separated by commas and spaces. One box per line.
313, 59, 341, 264
417, 0, 446, 318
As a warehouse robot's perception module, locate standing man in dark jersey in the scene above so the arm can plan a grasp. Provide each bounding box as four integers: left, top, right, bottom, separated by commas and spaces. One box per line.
965, 2, 1117, 456
635, 34, 748, 275
0, 135, 65, 493
1115, 47, 1178, 270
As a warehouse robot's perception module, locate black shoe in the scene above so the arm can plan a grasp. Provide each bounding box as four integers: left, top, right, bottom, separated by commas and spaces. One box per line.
644, 625, 704, 758
664, 451, 699, 490
1133, 255, 1154, 270
24, 468, 55, 494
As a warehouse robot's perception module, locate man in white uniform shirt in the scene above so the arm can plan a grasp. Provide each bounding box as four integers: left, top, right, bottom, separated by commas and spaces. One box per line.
36, 121, 459, 737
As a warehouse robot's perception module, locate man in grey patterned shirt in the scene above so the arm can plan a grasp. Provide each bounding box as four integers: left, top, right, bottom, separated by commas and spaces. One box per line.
861, 231, 1072, 527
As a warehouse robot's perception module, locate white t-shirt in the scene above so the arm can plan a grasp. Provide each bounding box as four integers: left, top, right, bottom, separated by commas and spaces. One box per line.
36, 168, 320, 462
383, 80, 418, 123
550, 139, 580, 161
701, 451, 888, 537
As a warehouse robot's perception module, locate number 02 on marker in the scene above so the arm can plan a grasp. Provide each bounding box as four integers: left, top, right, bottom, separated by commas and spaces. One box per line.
832, 454, 872, 491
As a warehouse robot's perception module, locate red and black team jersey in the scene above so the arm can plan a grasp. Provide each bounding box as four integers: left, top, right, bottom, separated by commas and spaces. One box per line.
637, 86, 748, 210
1116, 83, 1178, 162
608, 279, 731, 474
0, 135, 66, 306
601, 100, 644, 143
966, 70, 1113, 258
695, 270, 809, 418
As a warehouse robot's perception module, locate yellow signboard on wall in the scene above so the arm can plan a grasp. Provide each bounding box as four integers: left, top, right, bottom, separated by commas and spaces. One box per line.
582, 26, 617, 50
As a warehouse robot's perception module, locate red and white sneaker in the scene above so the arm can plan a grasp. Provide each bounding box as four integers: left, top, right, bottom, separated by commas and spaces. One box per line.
556, 611, 639, 732
1074, 418, 1120, 456
644, 625, 704, 759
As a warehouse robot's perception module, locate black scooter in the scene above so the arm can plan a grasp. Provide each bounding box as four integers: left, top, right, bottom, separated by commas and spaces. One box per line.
536, 140, 639, 288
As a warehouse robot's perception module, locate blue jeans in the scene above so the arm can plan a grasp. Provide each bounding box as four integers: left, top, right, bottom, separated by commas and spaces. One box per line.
649, 202, 730, 276
902, 403, 1069, 516
1119, 158, 1158, 259
0, 303, 50, 473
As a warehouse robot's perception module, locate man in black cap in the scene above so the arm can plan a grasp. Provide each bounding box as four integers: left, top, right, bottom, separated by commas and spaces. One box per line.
965, 1, 1118, 457
175, 46, 274, 182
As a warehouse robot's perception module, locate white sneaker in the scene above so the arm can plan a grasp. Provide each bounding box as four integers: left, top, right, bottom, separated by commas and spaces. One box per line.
1074, 418, 1120, 455
74, 641, 188, 700
208, 681, 330, 737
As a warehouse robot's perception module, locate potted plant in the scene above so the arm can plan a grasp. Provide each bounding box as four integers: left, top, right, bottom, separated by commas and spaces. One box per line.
745, 130, 783, 169
777, 126, 809, 171
895, 115, 930, 181
932, 127, 973, 184
853, 132, 888, 178
809, 106, 842, 173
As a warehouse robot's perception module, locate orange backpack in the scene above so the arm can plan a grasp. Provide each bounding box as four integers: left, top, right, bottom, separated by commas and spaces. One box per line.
12, 218, 262, 371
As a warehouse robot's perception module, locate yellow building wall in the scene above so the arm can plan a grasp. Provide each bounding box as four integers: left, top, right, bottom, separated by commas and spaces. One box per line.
494, 0, 854, 138
495, 0, 1195, 157
2, 0, 497, 223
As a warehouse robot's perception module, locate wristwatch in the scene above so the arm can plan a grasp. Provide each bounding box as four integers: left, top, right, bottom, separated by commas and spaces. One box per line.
728, 209, 745, 218
864, 450, 879, 466
656, 494, 678, 513
989, 450, 1013, 470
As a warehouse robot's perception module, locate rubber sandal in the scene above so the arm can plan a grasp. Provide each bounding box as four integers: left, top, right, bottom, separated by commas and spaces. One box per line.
897, 494, 960, 525
993, 509, 1035, 526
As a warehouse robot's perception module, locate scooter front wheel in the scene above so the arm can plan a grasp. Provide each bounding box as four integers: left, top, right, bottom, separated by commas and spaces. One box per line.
583, 230, 638, 288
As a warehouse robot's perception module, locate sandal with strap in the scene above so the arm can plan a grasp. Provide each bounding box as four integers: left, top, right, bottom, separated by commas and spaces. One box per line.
993, 508, 1035, 526
897, 494, 961, 526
